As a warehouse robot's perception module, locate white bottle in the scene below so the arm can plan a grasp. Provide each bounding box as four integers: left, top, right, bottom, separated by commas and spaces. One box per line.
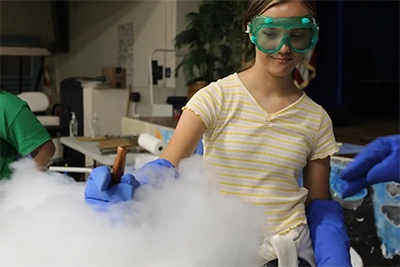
92, 112, 99, 138
69, 112, 78, 137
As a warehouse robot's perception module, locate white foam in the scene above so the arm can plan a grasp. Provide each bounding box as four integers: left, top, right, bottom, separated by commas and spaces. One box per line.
350, 247, 364, 267
0, 157, 264, 266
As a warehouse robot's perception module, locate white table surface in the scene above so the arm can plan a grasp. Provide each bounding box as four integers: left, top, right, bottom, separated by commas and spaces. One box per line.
60, 137, 363, 167
60, 137, 157, 166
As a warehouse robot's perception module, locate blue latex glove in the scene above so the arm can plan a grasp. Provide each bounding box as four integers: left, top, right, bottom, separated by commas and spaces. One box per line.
194, 137, 204, 155
340, 135, 400, 198
84, 158, 176, 207
306, 200, 351, 267
84, 166, 140, 206
130, 158, 177, 187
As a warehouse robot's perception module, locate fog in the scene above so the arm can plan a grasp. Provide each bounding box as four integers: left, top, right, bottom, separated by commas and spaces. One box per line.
0, 157, 265, 266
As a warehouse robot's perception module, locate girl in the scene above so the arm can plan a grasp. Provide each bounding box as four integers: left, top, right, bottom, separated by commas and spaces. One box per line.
85, 0, 352, 266
162, 0, 334, 265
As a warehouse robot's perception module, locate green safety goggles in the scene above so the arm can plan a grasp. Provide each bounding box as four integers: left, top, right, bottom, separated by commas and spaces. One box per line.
245, 15, 319, 54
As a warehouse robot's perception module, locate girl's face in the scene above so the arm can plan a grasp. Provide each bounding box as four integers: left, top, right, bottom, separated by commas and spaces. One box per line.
255, 1, 312, 78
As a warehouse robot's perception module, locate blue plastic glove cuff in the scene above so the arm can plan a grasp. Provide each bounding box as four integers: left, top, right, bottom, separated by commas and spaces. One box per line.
152, 158, 175, 169
306, 199, 351, 267
129, 158, 178, 187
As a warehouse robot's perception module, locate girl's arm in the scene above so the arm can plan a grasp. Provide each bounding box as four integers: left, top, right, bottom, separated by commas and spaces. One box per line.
159, 109, 206, 167
302, 156, 330, 205
303, 157, 352, 267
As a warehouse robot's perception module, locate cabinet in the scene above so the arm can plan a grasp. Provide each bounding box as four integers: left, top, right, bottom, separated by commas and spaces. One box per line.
83, 87, 129, 137
83, 87, 129, 165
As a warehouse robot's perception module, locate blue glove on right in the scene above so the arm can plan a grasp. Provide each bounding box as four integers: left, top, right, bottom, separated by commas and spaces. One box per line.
306, 200, 351, 267
84, 158, 177, 207
340, 135, 400, 198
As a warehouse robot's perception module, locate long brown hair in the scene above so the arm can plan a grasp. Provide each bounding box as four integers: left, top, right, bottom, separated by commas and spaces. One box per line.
240, 0, 317, 72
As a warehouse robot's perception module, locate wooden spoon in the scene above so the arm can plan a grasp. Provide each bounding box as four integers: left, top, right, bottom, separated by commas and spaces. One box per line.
111, 146, 127, 184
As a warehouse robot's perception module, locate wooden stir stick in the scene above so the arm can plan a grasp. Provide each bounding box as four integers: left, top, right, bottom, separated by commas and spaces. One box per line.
111, 146, 127, 184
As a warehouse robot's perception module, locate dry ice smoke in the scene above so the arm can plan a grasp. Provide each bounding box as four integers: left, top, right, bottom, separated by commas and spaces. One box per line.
0, 156, 265, 267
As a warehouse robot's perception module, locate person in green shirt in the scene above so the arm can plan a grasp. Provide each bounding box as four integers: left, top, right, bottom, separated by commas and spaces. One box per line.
0, 89, 56, 180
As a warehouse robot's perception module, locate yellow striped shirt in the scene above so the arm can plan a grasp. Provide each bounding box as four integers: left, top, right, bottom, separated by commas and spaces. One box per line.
183, 73, 339, 235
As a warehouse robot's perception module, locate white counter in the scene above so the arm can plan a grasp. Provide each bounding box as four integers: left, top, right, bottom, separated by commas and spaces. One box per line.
60, 137, 157, 167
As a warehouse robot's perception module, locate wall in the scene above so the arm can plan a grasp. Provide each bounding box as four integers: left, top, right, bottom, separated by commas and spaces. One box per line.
55, 0, 201, 116
303, 1, 399, 122
0, 1, 53, 45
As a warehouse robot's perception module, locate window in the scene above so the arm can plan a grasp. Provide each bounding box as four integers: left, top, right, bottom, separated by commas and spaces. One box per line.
0, 35, 43, 95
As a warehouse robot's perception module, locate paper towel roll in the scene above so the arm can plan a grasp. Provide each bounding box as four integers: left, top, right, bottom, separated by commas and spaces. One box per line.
138, 133, 166, 155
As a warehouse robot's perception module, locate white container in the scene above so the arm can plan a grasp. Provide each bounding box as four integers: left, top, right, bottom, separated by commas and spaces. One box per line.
91, 112, 99, 137
69, 112, 78, 137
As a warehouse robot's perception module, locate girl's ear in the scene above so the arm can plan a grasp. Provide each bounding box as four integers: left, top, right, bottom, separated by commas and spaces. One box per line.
246, 24, 255, 44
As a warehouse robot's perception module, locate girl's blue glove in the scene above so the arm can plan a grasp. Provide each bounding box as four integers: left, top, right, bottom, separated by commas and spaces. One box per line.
84, 158, 176, 207
306, 199, 352, 267
194, 137, 204, 155
340, 135, 400, 198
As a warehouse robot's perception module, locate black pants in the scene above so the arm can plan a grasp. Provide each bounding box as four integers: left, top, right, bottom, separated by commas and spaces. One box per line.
262, 258, 312, 267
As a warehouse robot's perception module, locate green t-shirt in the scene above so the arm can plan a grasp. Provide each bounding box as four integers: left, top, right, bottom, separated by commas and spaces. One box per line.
0, 91, 52, 180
